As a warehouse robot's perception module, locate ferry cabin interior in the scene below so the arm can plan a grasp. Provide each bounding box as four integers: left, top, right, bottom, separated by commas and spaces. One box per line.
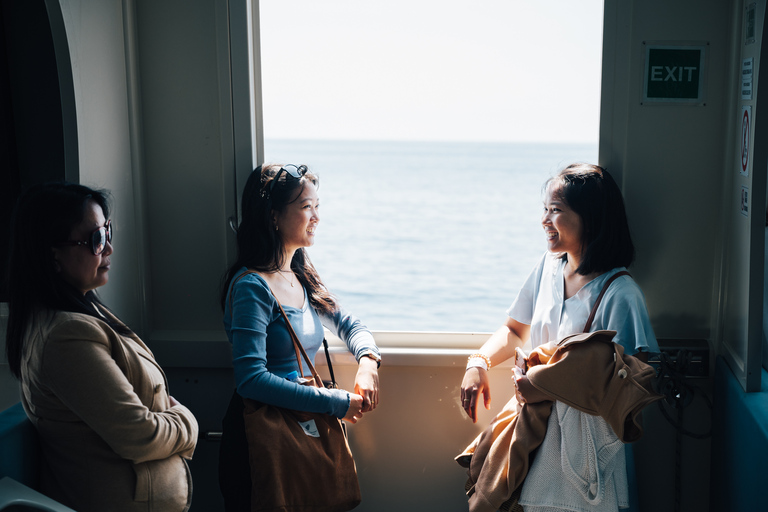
1, 0, 767, 511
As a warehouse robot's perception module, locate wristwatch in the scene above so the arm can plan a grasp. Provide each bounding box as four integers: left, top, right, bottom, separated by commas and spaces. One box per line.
359, 351, 381, 368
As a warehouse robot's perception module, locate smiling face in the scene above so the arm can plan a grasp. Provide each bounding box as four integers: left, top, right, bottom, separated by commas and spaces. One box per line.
52, 200, 113, 295
542, 183, 584, 260
273, 180, 320, 254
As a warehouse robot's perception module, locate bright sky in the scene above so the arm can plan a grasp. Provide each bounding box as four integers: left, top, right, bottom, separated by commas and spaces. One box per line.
259, 1, 604, 144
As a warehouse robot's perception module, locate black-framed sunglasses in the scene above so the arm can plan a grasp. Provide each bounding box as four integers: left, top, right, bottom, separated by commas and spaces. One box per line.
55, 220, 112, 255
262, 164, 308, 197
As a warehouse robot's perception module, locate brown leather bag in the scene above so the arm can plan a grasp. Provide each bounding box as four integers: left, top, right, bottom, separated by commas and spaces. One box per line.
236, 273, 361, 512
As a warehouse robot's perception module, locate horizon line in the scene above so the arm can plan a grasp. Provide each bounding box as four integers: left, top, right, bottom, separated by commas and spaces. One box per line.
264, 137, 598, 146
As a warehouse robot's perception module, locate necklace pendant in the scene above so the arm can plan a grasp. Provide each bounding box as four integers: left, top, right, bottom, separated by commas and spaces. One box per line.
277, 269, 295, 288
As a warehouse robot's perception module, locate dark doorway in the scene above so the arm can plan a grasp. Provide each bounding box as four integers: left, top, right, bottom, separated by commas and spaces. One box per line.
1, 0, 68, 300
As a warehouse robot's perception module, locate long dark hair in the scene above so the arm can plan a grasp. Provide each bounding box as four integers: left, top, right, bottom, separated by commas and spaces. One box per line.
220, 164, 337, 314
545, 163, 635, 275
5, 182, 131, 379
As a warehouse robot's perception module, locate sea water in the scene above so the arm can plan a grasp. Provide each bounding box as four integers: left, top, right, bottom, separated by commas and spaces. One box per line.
264, 139, 598, 333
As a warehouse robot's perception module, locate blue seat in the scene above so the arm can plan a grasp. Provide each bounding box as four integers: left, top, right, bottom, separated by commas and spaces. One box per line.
710, 357, 768, 509
0, 477, 76, 512
0, 404, 75, 511
0, 403, 40, 489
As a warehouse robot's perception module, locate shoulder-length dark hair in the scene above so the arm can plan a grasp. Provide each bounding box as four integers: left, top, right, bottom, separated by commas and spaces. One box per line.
545, 163, 635, 275
220, 164, 337, 314
4, 182, 132, 379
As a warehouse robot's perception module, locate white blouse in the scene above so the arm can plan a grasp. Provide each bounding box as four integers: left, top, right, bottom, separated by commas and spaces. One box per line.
507, 252, 658, 354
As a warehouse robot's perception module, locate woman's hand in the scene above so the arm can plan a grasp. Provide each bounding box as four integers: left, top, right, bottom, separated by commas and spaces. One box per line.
461, 367, 491, 423
460, 319, 530, 422
513, 368, 550, 404
354, 357, 379, 412
343, 393, 365, 423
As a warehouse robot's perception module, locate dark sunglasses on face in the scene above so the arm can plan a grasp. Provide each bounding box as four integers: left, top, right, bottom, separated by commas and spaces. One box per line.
56, 220, 112, 255
262, 164, 308, 197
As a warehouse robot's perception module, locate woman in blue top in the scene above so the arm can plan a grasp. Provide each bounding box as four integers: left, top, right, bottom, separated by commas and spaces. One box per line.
218, 164, 381, 512
460, 164, 659, 511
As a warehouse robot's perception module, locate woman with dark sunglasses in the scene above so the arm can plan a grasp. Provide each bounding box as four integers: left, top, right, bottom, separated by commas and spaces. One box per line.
4, 182, 198, 512
218, 164, 381, 512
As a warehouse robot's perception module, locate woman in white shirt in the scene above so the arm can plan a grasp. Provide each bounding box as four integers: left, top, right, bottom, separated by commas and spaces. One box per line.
460, 163, 659, 511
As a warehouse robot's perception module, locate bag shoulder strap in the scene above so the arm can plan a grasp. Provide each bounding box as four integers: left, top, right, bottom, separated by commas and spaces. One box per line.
583, 270, 631, 333
276, 301, 325, 383
322, 337, 338, 386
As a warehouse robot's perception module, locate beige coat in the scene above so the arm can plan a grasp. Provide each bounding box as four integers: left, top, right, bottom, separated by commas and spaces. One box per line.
20, 307, 198, 512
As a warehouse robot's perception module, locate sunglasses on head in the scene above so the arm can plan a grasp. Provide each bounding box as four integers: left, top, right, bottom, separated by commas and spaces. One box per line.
56, 220, 112, 255
262, 165, 308, 198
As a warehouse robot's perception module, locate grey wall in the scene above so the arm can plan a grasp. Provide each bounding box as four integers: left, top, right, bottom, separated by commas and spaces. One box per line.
51, 0, 238, 340
55, 0, 145, 330
0, 0, 239, 405
600, 0, 734, 343
134, 0, 236, 340
1, 0, 144, 411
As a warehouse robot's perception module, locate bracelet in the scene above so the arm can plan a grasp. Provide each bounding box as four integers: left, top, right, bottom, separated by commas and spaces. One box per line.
467, 353, 492, 371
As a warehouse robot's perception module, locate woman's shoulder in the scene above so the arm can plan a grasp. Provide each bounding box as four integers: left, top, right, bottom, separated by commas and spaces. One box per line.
46, 308, 100, 327
228, 268, 276, 308
232, 267, 269, 292
231, 268, 269, 288
599, 268, 647, 303
32, 309, 114, 349
52, 309, 111, 331
607, 267, 639, 286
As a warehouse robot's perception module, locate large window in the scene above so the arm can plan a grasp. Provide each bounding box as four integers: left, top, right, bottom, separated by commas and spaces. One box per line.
258, 1, 604, 332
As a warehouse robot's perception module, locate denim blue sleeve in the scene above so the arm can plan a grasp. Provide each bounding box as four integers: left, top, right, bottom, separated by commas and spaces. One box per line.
319, 307, 379, 361
227, 273, 350, 418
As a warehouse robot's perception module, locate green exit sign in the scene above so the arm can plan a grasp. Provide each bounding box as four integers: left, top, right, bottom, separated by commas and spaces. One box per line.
643, 44, 706, 104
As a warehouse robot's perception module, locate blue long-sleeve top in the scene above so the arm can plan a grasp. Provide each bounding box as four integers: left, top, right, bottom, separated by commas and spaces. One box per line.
224, 269, 380, 418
